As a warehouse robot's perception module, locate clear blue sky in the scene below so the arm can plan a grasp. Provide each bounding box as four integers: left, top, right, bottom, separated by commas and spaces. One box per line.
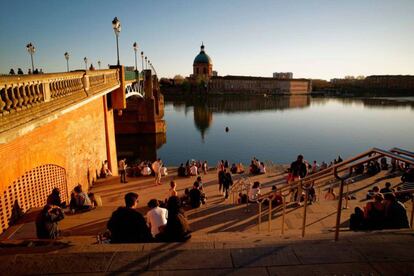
1, 0, 413, 79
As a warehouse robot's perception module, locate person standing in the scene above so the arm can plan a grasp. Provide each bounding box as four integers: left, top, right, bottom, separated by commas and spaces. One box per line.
290, 155, 307, 202
118, 158, 127, 183
202, 161, 208, 175
152, 158, 162, 185
222, 168, 233, 199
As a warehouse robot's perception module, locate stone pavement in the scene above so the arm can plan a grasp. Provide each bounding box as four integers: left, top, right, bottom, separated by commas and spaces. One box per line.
0, 231, 413, 275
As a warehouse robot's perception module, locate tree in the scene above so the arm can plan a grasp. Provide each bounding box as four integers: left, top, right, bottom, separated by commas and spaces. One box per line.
173, 75, 185, 85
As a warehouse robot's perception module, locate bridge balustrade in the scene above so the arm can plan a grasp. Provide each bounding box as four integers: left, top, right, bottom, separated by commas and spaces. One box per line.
0, 70, 119, 117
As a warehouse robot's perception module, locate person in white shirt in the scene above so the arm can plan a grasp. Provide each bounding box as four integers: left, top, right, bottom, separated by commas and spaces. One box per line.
146, 199, 168, 238
259, 162, 266, 174
152, 159, 162, 185
248, 181, 261, 202
190, 164, 198, 176
141, 164, 152, 176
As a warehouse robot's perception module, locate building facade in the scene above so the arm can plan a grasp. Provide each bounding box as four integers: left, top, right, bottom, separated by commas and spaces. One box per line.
273, 72, 293, 79
208, 75, 311, 94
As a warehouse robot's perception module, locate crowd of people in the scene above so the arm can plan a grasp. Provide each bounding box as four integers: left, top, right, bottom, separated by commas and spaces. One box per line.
177, 160, 208, 177
35, 153, 413, 242
350, 183, 409, 230
9, 68, 44, 75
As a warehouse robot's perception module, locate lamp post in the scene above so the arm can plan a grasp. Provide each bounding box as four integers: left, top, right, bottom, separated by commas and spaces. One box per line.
145, 56, 147, 70
97, 60, 101, 69
112, 17, 121, 66
84, 57, 88, 70
140, 51, 144, 72
26, 43, 36, 72
133, 42, 139, 72
64, 52, 69, 72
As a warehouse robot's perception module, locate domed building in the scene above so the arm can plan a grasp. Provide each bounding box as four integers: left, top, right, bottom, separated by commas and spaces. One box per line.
193, 43, 213, 79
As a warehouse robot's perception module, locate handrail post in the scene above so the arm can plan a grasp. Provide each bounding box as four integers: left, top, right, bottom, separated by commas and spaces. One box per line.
268, 198, 272, 232
344, 179, 349, 209
411, 196, 414, 229
281, 195, 286, 235
334, 178, 345, 241
258, 201, 262, 232
301, 188, 308, 238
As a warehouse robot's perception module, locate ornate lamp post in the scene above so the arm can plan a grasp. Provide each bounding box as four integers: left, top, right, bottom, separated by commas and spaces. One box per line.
140, 51, 144, 72
84, 57, 88, 70
133, 42, 139, 72
145, 56, 148, 70
112, 17, 121, 66
26, 43, 36, 72
64, 52, 70, 72
97, 60, 101, 69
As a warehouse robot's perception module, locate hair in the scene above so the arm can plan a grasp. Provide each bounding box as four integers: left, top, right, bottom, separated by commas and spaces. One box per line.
184, 188, 190, 195
297, 155, 304, 160
74, 185, 82, 193
193, 181, 200, 188
374, 193, 384, 202
253, 181, 260, 189
373, 186, 379, 192
385, 182, 391, 188
52, 187, 60, 195
147, 198, 159, 209
384, 193, 395, 201
272, 185, 277, 191
125, 192, 138, 208
197, 176, 202, 181
167, 196, 181, 215
170, 181, 176, 188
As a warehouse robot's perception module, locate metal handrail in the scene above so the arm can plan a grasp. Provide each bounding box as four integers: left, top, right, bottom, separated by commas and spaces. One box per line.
255, 147, 414, 240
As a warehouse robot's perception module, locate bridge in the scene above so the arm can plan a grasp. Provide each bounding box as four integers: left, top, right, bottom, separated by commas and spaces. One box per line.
0, 66, 164, 234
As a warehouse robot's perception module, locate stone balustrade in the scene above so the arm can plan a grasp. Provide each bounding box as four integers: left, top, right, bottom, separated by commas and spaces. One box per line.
0, 69, 119, 117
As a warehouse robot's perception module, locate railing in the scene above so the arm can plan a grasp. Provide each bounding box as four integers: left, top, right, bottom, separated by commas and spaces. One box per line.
0, 69, 119, 117
125, 79, 144, 98
254, 147, 414, 240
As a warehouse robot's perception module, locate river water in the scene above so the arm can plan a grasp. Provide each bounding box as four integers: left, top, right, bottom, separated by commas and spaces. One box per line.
116, 95, 414, 166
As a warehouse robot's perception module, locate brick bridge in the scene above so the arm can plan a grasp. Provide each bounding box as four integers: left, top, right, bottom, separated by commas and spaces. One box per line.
0, 67, 164, 234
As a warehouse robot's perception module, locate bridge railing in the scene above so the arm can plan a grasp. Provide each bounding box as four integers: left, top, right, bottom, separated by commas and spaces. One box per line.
0, 69, 119, 117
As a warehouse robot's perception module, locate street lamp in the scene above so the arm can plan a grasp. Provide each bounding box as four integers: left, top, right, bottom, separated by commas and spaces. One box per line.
64, 52, 70, 72
112, 17, 121, 66
26, 42, 36, 72
145, 56, 147, 70
97, 60, 101, 69
133, 42, 139, 71
84, 57, 88, 70
140, 51, 144, 72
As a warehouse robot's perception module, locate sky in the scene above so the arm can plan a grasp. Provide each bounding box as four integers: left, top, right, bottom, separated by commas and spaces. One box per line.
0, 0, 413, 80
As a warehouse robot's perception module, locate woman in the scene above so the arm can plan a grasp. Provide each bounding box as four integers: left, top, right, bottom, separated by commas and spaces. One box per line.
248, 181, 261, 202
364, 193, 385, 229
169, 181, 178, 197
159, 196, 191, 242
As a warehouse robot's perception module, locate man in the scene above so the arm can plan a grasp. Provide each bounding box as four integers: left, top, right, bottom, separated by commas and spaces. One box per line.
152, 158, 162, 185
290, 155, 307, 202
189, 182, 202, 208
107, 192, 152, 243
146, 199, 168, 238
380, 182, 394, 195
196, 176, 203, 190
222, 168, 233, 199
118, 158, 127, 183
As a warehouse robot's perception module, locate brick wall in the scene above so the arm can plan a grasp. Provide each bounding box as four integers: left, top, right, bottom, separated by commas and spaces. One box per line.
0, 96, 117, 197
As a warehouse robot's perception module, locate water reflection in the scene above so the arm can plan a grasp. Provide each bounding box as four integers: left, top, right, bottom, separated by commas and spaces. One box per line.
166, 95, 311, 139
116, 133, 166, 163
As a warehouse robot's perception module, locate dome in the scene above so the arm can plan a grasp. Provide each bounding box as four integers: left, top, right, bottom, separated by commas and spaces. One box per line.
193, 43, 212, 65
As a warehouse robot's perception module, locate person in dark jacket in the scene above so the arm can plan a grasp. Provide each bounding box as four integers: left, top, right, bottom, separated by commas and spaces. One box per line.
383, 193, 409, 229
36, 204, 65, 239
47, 187, 66, 208
107, 192, 152, 243
222, 169, 233, 199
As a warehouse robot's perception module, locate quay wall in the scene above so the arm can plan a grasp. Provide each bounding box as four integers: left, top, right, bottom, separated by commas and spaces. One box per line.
0, 96, 117, 233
